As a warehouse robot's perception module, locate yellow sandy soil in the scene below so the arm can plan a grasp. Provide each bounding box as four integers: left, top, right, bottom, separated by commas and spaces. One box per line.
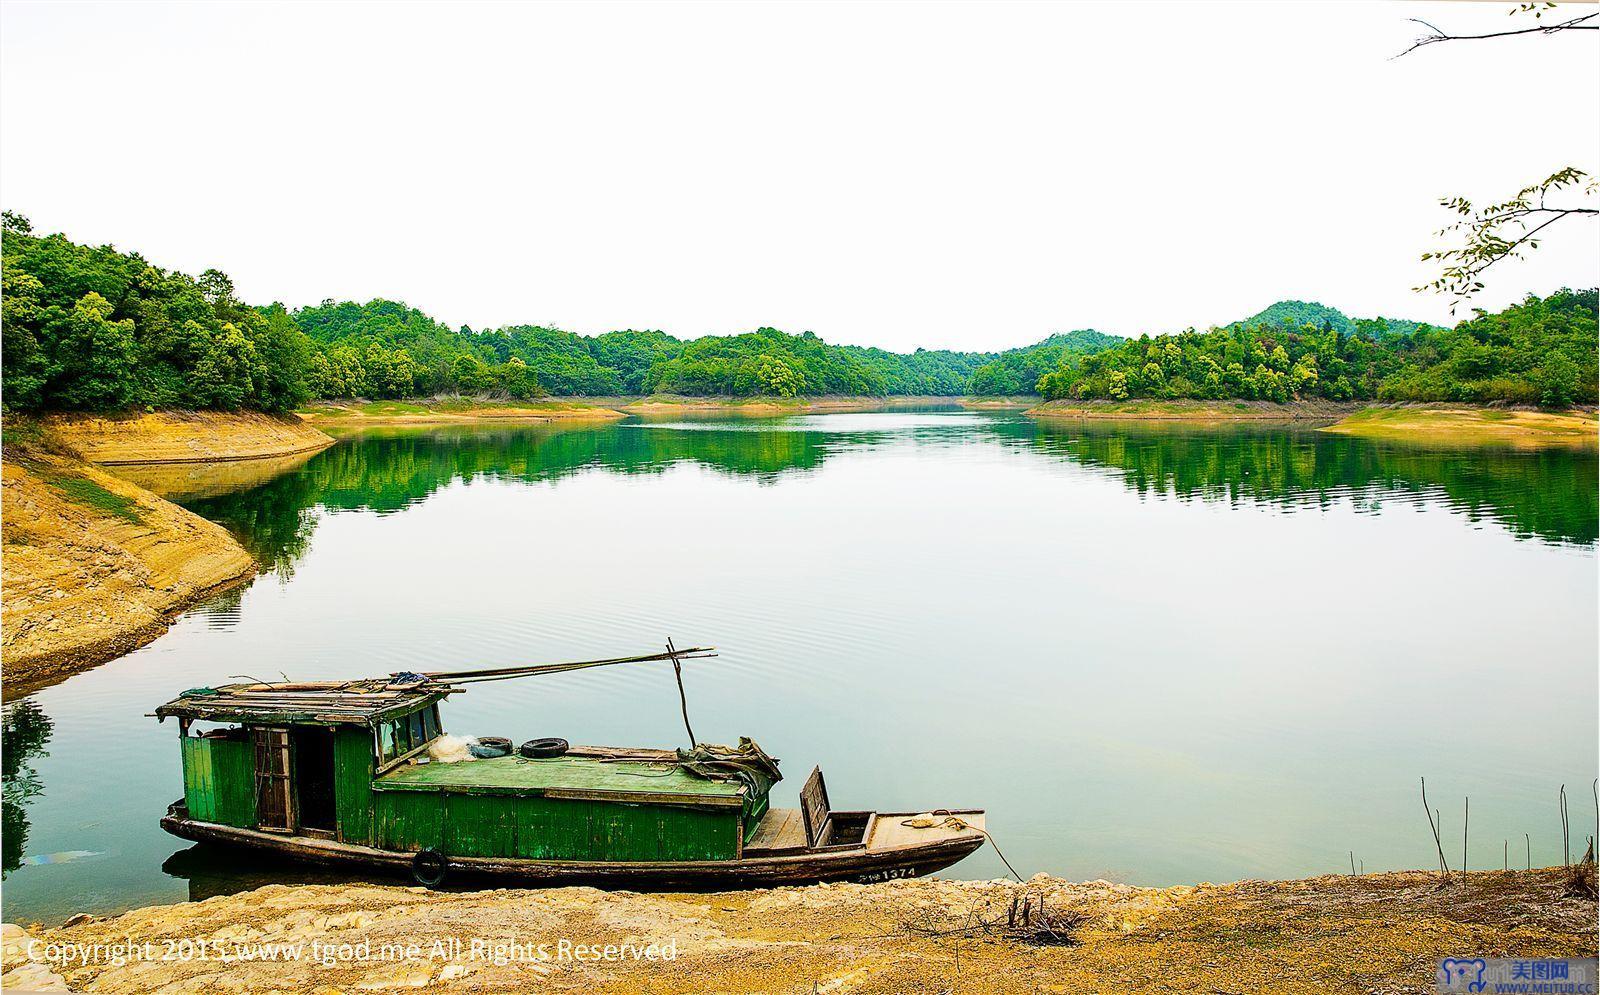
0, 444, 255, 693
959, 397, 1036, 410
44, 411, 334, 464
1321, 406, 1599, 449
616, 395, 956, 417
3, 870, 1593, 993
302, 396, 969, 423
1026, 399, 1359, 422
300, 400, 626, 428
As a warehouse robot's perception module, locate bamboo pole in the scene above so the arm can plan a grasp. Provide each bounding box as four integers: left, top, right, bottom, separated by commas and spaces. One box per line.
419, 648, 717, 685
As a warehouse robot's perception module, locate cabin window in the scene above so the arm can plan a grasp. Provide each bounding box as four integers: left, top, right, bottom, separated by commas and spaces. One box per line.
374, 705, 442, 768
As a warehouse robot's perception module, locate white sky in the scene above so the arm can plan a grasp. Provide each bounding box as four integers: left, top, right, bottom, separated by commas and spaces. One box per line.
2, 1, 1596, 351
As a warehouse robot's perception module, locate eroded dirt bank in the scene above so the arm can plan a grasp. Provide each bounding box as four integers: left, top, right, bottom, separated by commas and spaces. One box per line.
0, 412, 330, 692
4, 870, 1594, 993
43, 411, 334, 464
0, 441, 256, 693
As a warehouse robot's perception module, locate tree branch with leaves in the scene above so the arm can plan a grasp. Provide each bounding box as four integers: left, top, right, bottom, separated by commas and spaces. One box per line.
1396, 3, 1598, 310
1417, 167, 1598, 313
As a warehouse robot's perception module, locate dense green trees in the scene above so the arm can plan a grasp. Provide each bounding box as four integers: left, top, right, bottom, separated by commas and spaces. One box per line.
1038, 290, 1597, 407
1, 213, 312, 412
3, 218, 1593, 413
967, 330, 1121, 395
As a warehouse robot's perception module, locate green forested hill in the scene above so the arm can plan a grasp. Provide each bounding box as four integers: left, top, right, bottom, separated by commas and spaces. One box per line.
1229, 300, 1438, 338
967, 330, 1122, 395
1039, 289, 1597, 406
3, 216, 1592, 411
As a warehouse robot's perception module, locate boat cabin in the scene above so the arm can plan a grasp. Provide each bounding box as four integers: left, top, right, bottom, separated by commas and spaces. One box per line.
155, 681, 776, 862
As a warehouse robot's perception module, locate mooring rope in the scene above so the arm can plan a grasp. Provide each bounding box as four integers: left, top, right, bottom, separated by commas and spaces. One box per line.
900, 809, 1024, 882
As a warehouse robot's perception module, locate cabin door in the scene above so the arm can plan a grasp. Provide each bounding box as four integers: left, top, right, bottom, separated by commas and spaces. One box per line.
253, 728, 294, 832
290, 727, 337, 834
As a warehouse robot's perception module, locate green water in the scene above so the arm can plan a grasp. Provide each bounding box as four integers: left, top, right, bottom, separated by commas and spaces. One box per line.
3, 410, 1596, 923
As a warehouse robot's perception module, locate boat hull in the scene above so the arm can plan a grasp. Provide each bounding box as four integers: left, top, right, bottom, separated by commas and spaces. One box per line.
159, 802, 986, 889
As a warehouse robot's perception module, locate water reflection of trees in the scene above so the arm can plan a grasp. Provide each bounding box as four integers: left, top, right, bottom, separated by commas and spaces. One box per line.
183, 424, 850, 574
182, 418, 1597, 577
2, 700, 54, 877
1005, 420, 1598, 547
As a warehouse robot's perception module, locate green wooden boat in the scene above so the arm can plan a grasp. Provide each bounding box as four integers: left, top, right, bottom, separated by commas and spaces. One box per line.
155, 649, 986, 888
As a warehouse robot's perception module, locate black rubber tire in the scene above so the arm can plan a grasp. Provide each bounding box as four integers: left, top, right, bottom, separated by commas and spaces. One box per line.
518, 737, 569, 759
469, 736, 512, 758
411, 848, 448, 888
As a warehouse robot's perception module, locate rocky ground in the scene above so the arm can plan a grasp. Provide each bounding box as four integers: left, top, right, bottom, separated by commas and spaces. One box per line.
4, 870, 1594, 994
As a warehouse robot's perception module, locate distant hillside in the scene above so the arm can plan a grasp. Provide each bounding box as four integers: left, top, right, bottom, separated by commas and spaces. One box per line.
1038, 289, 1597, 407
7, 216, 1587, 410
1230, 300, 1438, 338
967, 329, 1123, 396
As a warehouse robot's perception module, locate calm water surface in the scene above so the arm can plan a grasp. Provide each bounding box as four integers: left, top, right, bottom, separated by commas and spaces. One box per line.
4, 410, 1596, 922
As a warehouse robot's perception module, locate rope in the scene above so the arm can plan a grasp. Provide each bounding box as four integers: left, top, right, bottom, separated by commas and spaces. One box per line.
899, 809, 1024, 882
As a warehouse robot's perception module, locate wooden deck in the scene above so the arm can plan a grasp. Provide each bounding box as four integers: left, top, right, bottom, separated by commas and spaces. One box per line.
866, 811, 986, 851
374, 754, 747, 807
744, 808, 808, 853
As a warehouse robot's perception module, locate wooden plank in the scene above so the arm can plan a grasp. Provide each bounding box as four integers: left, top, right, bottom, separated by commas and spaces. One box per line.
376, 791, 444, 851
333, 727, 375, 845
375, 754, 745, 801
211, 736, 258, 828
508, 795, 739, 862
745, 808, 808, 852
541, 787, 743, 808
182, 737, 216, 822
443, 794, 516, 858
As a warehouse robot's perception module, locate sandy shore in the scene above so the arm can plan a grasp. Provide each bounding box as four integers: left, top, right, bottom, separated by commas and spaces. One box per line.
3, 869, 1593, 993
614, 395, 964, 416
299, 399, 628, 428
1027, 400, 1598, 446
299, 396, 973, 424
1026, 398, 1362, 421
1321, 406, 1598, 448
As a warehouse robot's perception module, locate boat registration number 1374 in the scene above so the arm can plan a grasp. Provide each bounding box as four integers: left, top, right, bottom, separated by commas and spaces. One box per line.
856, 866, 919, 884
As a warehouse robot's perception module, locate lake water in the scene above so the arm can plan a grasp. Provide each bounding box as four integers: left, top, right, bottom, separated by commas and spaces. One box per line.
4, 409, 1596, 923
